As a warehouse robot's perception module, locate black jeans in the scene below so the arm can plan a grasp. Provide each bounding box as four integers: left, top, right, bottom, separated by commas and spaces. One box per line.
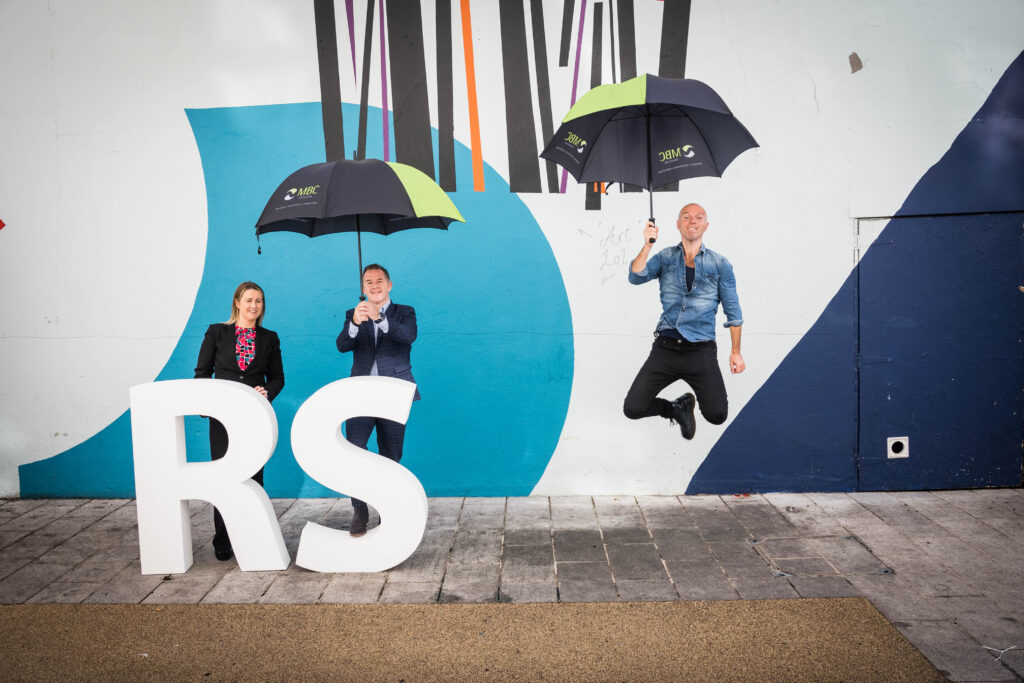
623, 336, 728, 425
208, 417, 265, 553
344, 416, 406, 511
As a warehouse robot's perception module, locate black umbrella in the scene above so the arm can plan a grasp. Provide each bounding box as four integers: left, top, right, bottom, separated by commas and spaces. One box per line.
256, 158, 465, 292
540, 74, 758, 240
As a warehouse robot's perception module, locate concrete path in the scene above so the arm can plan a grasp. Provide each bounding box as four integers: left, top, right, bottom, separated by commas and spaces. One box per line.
1, 490, 1021, 681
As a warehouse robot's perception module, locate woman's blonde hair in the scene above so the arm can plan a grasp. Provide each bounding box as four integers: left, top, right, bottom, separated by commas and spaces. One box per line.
225, 281, 266, 327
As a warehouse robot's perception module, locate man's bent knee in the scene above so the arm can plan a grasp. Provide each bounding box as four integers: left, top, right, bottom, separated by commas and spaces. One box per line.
623, 398, 647, 420
701, 407, 728, 425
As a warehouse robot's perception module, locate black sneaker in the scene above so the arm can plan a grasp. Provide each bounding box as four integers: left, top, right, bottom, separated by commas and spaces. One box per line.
669, 393, 696, 440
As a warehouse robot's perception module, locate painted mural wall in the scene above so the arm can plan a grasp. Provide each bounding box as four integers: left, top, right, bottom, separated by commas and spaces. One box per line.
1, 0, 1022, 498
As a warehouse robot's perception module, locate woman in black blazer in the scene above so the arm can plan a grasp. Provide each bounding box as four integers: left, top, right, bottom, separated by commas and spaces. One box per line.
194, 281, 285, 561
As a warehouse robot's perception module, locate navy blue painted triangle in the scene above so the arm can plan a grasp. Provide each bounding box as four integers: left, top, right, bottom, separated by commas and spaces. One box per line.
687, 50, 1024, 494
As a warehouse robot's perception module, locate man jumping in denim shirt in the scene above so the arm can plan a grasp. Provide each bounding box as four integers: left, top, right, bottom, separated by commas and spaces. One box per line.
623, 203, 745, 440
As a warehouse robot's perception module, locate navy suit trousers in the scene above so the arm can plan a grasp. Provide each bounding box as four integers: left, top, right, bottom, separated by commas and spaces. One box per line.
344, 416, 407, 511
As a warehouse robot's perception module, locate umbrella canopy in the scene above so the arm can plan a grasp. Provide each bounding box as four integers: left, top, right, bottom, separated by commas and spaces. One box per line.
540, 74, 758, 212
256, 158, 464, 294
257, 158, 464, 237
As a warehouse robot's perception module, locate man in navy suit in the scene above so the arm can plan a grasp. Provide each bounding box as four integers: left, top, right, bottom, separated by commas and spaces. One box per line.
336, 264, 420, 536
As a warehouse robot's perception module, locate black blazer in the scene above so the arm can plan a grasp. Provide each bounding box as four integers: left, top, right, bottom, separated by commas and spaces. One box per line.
194, 323, 285, 401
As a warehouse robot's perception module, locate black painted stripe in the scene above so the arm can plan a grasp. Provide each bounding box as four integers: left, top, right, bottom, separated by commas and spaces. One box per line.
558, 0, 574, 67
616, 0, 636, 80
590, 2, 603, 88
386, 0, 436, 178
436, 0, 456, 190
315, 0, 345, 161
586, 4, 604, 210
617, 0, 640, 192
356, 0, 375, 160
499, 0, 542, 192
607, 0, 617, 83
656, 0, 691, 195
659, 0, 690, 78
530, 0, 559, 193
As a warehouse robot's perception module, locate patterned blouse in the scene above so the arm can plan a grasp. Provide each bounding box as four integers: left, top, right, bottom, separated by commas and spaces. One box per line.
235, 326, 256, 370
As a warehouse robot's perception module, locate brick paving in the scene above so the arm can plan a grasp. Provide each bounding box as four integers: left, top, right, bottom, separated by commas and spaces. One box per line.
1, 489, 1022, 681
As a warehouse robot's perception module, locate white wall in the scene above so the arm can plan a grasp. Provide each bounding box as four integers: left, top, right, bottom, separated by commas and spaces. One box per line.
1, 0, 1021, 496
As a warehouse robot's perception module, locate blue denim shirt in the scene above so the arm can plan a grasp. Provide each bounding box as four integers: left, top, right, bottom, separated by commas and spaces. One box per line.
628, 242, 743, 341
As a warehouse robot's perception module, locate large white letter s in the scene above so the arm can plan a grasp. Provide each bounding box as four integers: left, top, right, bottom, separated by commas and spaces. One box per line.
292, 376, 427, 572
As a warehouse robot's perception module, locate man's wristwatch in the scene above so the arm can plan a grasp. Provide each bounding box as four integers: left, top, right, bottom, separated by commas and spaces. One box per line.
374, 312, 385, 324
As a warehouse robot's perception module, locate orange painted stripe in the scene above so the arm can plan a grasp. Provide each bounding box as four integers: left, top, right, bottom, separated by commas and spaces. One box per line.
460, 0, 485, 191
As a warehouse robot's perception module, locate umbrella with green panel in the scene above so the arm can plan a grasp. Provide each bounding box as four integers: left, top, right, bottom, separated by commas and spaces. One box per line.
541, 74, 757, 241
256, 159, 465, 294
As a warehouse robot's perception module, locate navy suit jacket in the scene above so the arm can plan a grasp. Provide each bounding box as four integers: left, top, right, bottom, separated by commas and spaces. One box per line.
336, 302, 420, 400
194, 323, 285, 401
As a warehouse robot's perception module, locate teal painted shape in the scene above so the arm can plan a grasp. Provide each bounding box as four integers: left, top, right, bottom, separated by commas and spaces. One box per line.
20, 102, 573, 497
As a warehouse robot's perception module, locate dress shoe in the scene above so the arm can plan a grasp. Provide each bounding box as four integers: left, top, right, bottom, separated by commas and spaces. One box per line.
214, 546, 234, 561
669, 393, 697, 440
350, 507, 369, 537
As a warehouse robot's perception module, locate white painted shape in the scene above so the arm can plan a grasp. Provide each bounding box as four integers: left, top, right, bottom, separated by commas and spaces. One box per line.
292, 376, 426, 573
129, 379, 288, 574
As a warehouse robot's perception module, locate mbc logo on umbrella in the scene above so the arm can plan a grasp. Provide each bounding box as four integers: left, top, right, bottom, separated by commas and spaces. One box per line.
658, 145, 696, 163
564, 131, 587, 152
283, 185, 320, 201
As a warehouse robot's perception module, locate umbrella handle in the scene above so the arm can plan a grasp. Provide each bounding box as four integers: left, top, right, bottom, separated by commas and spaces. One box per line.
648, 217, 656, 243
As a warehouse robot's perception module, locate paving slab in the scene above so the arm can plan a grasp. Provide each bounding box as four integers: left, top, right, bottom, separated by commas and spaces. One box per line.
457, 499, 506, 530
724, 497, 798, 538
615, 579, 679, 602
319, 573, 387, 604
85, 562, 164, 604
0, 561, 76, 603
504, 497, 551, 530
636, 496, 693, 530
753, 537, 820, 559
730, 576, 800, 600
593, 496, 645, 528
450, 530, 502, 565
772, 557, 839, 577
650, 528, 711, 561
811, 536, 890, 575
379, 580, 440, 604
556, 562, 617, 602
142, 570, 225, 604
552, 529, 605, 562
502, 528, 550, 546
845, 574, 949, 622
606, 543, 668, 581
498, 579, 558, 603
787, 575, 861, 598
668, 562, 738, 601
897, 619, 1018, 682
763, 493, 850, 536
259, 570, 332, 604
385, 529, 453, 583
601, 526, 651, 544
501, 544, 555, 583
201, 569, 279, 604
549, 496, 598, 529
932, 596, 1024, 650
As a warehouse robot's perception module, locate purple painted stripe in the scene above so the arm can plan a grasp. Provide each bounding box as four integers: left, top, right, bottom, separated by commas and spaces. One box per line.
561, 0, 588, 193
379, 0, 389, 160
346, 0, 357, 82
